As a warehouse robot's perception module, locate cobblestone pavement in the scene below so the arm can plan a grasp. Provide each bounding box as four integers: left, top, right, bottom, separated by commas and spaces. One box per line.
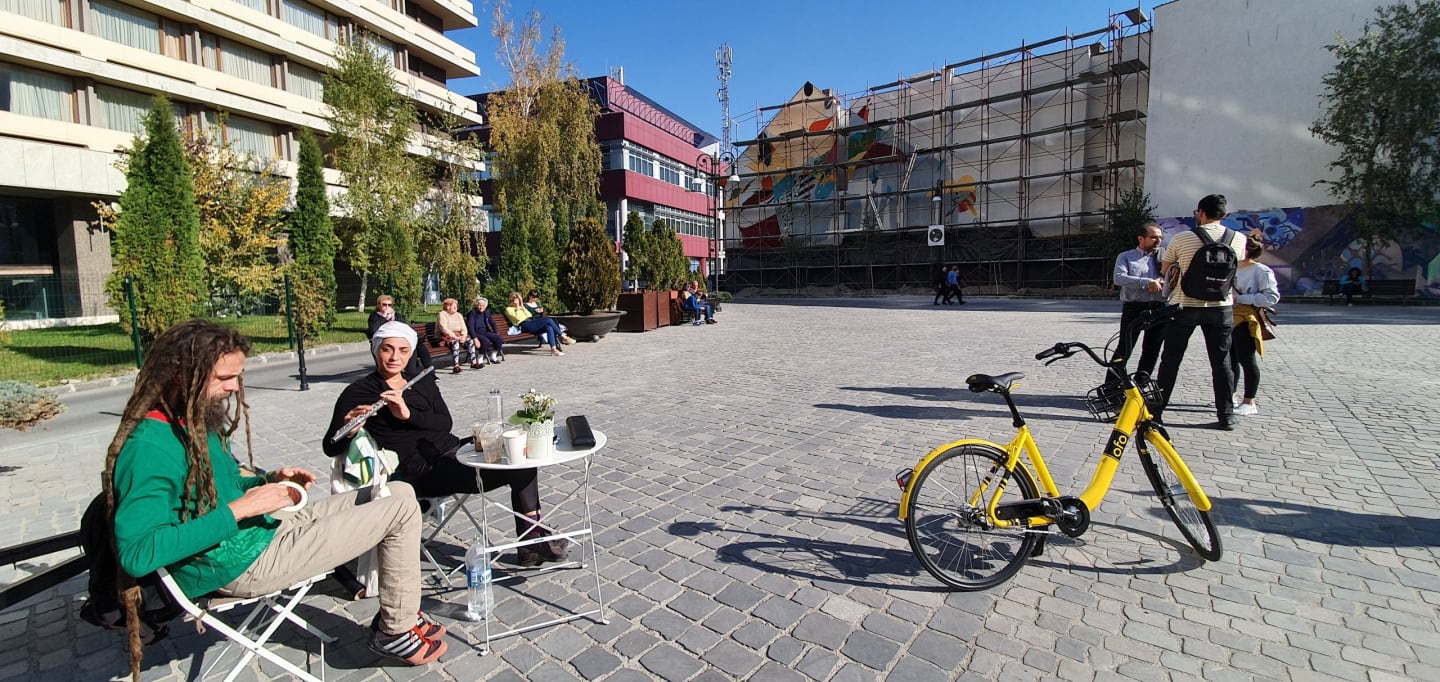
2, 298, 1438, 681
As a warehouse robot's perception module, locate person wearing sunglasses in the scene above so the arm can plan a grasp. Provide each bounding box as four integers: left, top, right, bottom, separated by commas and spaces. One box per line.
367, 295, 431, 371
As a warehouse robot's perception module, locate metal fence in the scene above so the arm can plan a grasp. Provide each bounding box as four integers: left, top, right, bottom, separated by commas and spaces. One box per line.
0, 273, 302, 386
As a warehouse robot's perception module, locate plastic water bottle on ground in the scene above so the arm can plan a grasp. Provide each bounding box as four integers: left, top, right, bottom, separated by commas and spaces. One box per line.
465, 540, 492, 622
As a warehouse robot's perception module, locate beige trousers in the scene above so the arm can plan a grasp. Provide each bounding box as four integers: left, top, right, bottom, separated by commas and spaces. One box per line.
220, 481, 421, 634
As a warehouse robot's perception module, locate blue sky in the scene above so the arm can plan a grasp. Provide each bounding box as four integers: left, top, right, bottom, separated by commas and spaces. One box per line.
449, 1, 1157, 142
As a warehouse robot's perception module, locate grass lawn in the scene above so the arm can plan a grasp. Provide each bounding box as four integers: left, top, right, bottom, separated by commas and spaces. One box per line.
1, 312, 373, 387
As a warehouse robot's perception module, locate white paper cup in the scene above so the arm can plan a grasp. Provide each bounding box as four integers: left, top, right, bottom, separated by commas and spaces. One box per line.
278, 480, 307, 512
502, 428, 527, 464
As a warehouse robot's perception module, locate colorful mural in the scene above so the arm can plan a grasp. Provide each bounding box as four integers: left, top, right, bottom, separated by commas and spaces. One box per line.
1156, 205, 1440, 298
732, 82, 915, 248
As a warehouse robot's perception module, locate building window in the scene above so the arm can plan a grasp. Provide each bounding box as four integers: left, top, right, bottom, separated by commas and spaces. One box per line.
160, 19, 187, 60
403, 1, 441, 32
0, 197, 57, 267
1, 64, 74, 122
409, 55, 445, 85
216, 38, 275, 86
282, 0, 326, 38
659, 163, 681, 186
96, 84, 152, 133
287, 62, 323, 100
1, 0, 67, 25
627, 149, 654, 177
232, 0, 268, 13
366, 33, 396, 67
91, 0, 160, 53
224, 115, 279, 159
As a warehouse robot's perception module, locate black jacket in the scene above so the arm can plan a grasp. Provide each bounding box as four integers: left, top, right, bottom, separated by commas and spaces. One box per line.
322, 370, 458, 482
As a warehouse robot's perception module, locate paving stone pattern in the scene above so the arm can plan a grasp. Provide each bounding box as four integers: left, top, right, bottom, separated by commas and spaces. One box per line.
1, 298, 1437, 681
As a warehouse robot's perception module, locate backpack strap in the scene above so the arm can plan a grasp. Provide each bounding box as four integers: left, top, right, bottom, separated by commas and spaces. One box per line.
1191, 225, 1217, 245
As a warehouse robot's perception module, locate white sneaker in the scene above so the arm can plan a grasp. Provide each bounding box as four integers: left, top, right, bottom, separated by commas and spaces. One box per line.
1234, 403, 1259, 416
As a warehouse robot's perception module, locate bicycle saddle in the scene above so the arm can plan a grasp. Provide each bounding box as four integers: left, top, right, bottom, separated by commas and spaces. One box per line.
966, 372, 1024, 393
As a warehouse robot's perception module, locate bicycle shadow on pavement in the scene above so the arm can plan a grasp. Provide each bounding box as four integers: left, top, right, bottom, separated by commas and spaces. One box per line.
668, 498, 947, 592
814, 400, 1096, 424
1219, 498, 1440, 547
1024, 518, 1210, 576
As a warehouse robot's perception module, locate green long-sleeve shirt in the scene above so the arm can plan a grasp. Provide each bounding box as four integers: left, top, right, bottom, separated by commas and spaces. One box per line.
112, 415, 277, 597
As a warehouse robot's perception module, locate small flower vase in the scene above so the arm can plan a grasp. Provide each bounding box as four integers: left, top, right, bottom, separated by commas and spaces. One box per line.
524, 419, 555, 461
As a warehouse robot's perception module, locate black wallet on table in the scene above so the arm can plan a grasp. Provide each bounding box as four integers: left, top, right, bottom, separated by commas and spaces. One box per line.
566, 415, 596, 447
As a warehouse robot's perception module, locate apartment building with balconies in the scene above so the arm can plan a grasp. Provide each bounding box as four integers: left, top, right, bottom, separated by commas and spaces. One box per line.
0, 0, 483, 321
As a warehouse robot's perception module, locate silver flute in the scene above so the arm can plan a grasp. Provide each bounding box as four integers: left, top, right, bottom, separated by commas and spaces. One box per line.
329, 365, 435, 443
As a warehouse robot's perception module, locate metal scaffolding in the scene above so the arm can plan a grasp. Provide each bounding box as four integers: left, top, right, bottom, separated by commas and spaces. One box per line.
720, 12, 1151, 293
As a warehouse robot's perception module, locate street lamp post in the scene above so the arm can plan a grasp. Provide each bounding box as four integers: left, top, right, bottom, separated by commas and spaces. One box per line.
696, 150, 738, 293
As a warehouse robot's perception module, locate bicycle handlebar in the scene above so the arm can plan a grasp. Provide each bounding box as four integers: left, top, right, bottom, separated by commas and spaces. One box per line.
1036, 304, 1180, 367
1034, 341, 1109, 368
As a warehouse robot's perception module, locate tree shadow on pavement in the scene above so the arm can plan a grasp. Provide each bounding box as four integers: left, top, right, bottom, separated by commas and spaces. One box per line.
1219, 498, 1440, 547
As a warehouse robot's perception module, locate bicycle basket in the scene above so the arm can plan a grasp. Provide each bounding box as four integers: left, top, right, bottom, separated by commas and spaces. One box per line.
1084, 376, 1163, 424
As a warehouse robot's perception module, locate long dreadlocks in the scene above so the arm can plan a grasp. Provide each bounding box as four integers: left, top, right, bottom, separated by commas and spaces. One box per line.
100, 320, 253, 680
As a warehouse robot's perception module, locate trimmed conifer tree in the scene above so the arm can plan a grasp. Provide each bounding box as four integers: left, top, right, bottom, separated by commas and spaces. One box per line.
621, 211, 649, 290
290, 129, 337, 330
106, 95, 206, 341
558, 217, 621, 313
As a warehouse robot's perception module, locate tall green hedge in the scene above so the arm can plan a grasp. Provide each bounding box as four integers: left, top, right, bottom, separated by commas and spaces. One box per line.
106, 95, 206, 341
289, 129, 337, 332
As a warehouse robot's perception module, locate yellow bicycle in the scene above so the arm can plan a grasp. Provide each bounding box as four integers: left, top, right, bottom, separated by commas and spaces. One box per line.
897, 309, 1222, 590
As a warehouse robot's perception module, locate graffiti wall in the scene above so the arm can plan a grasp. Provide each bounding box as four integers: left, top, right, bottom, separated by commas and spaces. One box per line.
1156, 205, 1440, 298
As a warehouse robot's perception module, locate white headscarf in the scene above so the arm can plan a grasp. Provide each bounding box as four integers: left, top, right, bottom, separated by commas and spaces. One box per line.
371, 321, 417, 360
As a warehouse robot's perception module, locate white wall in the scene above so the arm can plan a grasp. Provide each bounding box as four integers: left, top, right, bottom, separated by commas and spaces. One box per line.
1145, 0, 1388, 217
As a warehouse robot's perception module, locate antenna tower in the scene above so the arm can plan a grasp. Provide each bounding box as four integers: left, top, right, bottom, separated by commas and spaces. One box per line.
716, 43, 733, 154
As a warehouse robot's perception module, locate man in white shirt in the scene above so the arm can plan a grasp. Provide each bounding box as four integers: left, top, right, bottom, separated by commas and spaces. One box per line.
1154, 194, 1246, 430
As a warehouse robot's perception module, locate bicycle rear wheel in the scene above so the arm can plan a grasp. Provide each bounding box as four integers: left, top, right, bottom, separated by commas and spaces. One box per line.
904, 444, 1041, 590
1137, 432, 1222, 561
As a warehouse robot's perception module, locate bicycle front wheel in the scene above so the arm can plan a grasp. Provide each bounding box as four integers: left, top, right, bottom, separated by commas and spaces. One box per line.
1137, 432, 1222, 561
904, 444, 1041, 590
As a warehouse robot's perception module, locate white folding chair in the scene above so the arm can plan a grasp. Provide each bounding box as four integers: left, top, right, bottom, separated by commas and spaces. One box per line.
419, 494, 488, 585
157, 567, 336, 682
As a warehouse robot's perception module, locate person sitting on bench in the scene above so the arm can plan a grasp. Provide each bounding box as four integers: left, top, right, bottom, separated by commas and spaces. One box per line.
107, 320, 447, 679
1340, 267, 1367, 306
504, 292, 571, 356
683, 281, 717, 324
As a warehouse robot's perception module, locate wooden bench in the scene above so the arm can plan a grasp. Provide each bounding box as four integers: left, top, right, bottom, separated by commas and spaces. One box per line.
671, 298, 699, 325
1320, 279, 1417, 306
409, 313, 541, 365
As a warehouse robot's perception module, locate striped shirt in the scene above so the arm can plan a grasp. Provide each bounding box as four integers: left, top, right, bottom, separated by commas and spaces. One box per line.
1161, 224, 1245, 308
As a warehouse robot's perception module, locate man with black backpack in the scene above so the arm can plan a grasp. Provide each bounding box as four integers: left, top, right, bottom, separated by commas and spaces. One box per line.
1154, 194, 1246, 430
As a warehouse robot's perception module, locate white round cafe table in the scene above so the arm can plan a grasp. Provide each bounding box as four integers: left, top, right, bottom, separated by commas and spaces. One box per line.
454, 424, 608, 654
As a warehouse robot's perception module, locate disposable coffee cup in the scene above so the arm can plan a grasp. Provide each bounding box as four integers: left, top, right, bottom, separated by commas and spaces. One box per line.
502, 428, 527, 465
477, 422, 506, 464
278, 481, 307, 512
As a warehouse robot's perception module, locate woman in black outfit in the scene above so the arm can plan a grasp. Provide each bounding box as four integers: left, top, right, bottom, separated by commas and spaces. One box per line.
324, 322, 563, 566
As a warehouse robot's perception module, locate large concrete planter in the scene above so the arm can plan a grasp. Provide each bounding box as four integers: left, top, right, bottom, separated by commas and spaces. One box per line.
550, 310, 625, 342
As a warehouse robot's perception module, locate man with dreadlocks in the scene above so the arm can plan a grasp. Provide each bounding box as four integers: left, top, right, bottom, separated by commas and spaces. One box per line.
104, 320, 446, 679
